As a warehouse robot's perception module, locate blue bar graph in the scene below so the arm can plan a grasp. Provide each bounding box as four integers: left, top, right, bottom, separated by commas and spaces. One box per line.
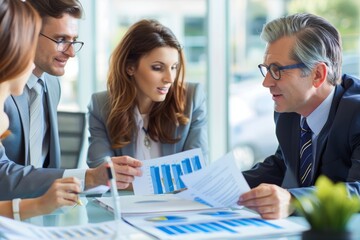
181, 158, 193, 174
161, 164, 174, 193
171, 164, 186, 189
191, 155, 202, 171
155, 218, 282, 236
150, 166, 163, 194
148, 154, 202, 194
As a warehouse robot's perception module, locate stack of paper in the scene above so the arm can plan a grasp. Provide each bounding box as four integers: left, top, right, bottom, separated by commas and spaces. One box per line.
95, 149, 308, 239
94, 194, 226, 216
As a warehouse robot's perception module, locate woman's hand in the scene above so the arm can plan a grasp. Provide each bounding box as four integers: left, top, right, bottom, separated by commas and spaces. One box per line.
85, 156, 143, 190
36, 177, 82, 215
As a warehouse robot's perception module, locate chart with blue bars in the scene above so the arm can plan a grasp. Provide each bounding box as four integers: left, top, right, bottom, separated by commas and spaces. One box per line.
150, 155, 202, 194
156, 217, 282, 236
124, 210, 307, 239
132, 148, 206, 195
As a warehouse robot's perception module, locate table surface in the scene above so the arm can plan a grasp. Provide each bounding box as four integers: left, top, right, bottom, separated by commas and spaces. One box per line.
24, 192, 360, 240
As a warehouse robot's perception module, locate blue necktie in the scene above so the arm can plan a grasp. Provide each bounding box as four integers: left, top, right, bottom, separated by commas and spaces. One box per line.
299, 119, 313, 187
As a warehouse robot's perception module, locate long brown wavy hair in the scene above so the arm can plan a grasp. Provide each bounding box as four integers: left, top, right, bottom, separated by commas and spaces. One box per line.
107, 19, 189, 149
0, 0, 41, 83
0, 0, 41, 139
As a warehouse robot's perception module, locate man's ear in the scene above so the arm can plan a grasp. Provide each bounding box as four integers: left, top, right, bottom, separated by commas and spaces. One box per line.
313, 62, 327, 88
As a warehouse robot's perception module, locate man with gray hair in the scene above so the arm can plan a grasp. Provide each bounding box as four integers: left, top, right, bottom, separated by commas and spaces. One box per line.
238, 13, 360, 219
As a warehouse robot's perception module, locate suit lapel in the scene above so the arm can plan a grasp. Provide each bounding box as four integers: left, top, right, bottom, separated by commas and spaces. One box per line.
313, 84, 344, 177
12, 93, 30, 165
289, 116, 301, 179
162, 143, 175, 156
276, 112, 301, 186
162, 126, 178, 156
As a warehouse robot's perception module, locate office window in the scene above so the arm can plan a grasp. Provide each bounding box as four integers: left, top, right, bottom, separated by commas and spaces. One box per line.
58, 0, 359, 164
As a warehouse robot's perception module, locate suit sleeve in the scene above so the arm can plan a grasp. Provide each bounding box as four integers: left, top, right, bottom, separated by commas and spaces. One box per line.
243, 146, 287, 188
0, 144, 64, 200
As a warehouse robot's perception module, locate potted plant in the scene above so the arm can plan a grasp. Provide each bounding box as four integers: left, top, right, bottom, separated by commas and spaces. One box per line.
293, 175, 360, 240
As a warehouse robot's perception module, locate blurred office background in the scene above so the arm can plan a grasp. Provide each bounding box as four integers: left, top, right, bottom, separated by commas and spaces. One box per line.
58, 0, 360, 169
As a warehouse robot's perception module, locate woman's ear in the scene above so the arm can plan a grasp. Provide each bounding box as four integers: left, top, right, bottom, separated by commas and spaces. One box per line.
313, 62, 327, 88
126, 66, 135, 76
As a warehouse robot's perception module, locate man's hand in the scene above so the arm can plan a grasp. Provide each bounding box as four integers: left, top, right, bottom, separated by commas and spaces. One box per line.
238, 183, 294, 219
85, 156, 143, 189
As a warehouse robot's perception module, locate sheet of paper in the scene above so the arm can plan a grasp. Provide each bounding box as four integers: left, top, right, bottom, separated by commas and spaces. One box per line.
80, 185, 110, 196
0, 216, 137, 240
123, 209, 309, 240
177, 151, 250, 208
133, 148, 205, 195
94, 194, 220, 216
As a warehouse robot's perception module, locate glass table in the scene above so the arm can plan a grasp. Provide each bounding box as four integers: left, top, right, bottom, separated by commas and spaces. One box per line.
24, 193, 360, 240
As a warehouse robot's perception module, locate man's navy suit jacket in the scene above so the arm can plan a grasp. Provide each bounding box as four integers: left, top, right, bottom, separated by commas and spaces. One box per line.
243, 74, 360, 198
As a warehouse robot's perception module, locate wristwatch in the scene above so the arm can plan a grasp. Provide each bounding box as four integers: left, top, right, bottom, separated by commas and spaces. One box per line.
12, 198, 21, 221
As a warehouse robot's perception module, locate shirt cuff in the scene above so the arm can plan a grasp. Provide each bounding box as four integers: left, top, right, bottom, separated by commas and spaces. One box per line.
63, 169, 87, 191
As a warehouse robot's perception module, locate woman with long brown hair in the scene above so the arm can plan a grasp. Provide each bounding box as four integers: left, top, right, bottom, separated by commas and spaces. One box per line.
87, 19, 208, 190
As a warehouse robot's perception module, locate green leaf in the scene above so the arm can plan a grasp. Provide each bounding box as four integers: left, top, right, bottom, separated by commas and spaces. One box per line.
293, 175, 360, 231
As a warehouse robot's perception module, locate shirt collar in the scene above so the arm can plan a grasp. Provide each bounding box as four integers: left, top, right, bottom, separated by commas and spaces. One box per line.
26, 73, 47, 92
134, 106, 149, 129
302, 87, 335, 136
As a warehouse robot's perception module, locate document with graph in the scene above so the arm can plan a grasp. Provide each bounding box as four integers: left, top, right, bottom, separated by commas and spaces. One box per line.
176, 151, 250, 208
0, 216, 130, 240
132, 148, 205, 195
123, 209, 309, 240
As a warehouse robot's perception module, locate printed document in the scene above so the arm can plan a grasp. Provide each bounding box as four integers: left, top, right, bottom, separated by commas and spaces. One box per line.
177, 151, 250, 208
123, 209, 309, 240
0, 216, 139, 240
133, 148, 205, 195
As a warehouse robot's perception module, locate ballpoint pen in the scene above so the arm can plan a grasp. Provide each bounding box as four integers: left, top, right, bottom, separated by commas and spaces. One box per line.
105, 156, 122, 221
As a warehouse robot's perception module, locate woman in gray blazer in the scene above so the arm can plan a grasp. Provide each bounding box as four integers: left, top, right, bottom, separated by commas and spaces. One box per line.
87, 19, 208, 190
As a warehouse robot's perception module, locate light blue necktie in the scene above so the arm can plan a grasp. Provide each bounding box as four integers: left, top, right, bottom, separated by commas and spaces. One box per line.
29, 80, 44, 167
299, 119, 313, 187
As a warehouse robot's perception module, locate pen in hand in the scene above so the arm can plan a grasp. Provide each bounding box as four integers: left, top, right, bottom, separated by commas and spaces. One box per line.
76, 198, 83, 206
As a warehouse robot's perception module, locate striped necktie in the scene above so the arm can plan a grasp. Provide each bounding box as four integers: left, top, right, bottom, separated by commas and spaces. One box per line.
299, 119, 313, 187
29, 80, 44, 167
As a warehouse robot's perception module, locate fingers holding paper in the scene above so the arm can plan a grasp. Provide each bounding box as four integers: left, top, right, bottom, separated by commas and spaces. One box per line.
238, 183, 294, 219
37, 177, 82, 214
112, 156, 143, 189
85, 156, 142, 189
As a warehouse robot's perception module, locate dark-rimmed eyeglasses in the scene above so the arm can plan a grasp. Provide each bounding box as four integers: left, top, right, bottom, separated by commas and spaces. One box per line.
258, 63, 306, 80
39, 33, 84, 53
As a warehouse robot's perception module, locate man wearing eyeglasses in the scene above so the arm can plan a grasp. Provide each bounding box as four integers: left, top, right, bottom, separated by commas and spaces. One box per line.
0, 0, 135, 201
238, 13, 360, 219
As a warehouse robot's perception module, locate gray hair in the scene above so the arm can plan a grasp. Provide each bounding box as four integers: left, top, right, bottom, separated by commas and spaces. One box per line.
261, 13, 342, 85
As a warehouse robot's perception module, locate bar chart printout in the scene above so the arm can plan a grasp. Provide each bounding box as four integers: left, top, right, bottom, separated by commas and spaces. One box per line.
133, 148, 205, 195
123, 210, 308, 240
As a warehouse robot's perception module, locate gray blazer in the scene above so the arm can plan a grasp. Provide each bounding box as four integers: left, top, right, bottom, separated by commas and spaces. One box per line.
87, 82, 208, 167
0, 73, 64, 200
